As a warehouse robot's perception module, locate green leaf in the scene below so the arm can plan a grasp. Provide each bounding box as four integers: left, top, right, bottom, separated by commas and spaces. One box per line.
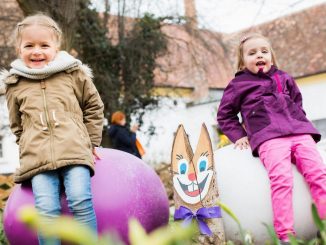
306, 239, 318, 245
217, 201, 252, 244
263, 223, 279, 245
129, 219, 148, 245
128, 218, 196, 245
18, 206, 102, 245
311, 203, 325, 231
216, 201, 240, 225
288, 234, 299, 245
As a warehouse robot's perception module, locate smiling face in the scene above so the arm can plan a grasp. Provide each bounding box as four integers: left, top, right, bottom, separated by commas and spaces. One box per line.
19, 25, 58, 69
242, 37, 273, 74
173, 151, 213, 204
171, 124, 214, 205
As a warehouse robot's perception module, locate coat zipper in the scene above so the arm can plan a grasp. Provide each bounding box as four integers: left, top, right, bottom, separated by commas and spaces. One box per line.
40, 80, 55, 166
274, 73, 282, 93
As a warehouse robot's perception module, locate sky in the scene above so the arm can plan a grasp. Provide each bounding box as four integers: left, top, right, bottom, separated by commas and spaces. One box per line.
92, 0, 326, 33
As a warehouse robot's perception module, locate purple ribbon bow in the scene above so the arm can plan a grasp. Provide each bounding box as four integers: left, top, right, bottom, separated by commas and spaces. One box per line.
174, 205, 222, 236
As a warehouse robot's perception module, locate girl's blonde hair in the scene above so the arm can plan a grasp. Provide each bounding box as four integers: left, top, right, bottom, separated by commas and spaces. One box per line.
236, 33, 278, 72
14, 13, 62, 51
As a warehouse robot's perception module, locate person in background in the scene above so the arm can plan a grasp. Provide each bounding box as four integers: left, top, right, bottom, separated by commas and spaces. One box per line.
217, 33, 326, 244
108, 111, 142, 158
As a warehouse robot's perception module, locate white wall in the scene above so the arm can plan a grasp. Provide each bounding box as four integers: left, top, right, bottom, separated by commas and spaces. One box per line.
1, 95, 220, 169
138, 97, 220, 165
300, 79, 326, 121
139, 76, 326, 165
0, 97, 19, 174
0, 134, 19, 174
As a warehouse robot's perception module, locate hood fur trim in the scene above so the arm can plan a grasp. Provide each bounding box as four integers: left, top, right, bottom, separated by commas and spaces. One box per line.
0, 64, 93, 96
1, 69, 20, 85
66, 64, 93, 79
0, 69, 12, 95
79, 64, 93, 79
0, 84, 5, 95
0, 69, 10, 83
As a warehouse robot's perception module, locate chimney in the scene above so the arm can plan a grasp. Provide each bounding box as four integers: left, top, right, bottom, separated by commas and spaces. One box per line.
184, 0, 198, 29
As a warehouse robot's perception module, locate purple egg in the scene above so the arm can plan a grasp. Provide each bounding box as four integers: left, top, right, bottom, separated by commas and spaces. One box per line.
3, 148, 169, 245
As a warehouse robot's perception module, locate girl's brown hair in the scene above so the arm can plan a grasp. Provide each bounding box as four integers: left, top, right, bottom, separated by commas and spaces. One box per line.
111, 111, 126, 125
236, 33, 279, 72
14, 13, 62, 51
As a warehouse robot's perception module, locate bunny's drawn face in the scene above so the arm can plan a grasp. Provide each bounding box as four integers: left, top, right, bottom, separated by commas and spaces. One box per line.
171, 124, 215, 204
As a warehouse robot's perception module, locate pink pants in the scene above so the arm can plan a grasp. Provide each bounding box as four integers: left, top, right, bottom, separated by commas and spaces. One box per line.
258, 134, 326, 241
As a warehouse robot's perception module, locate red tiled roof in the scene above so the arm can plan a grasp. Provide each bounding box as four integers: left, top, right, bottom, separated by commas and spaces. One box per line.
223, 3, 326, 79
105, 15, 234, 91
154, 25, 233, 89
158, 3, 326, 90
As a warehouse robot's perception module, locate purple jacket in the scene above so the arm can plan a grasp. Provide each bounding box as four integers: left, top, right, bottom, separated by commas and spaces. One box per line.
217, 66, 320, 156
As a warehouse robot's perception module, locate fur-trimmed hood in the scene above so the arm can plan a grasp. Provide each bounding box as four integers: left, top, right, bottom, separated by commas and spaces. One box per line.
0, 51, 93, 95
0, 65, 93, 95
0, 69, 12, 95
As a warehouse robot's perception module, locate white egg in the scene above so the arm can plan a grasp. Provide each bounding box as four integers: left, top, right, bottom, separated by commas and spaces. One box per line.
214, 145, 326, 243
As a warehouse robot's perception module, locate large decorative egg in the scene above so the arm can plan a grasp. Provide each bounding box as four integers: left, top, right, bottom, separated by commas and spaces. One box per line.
214, 145, 326, 243
3, 148, 169, 245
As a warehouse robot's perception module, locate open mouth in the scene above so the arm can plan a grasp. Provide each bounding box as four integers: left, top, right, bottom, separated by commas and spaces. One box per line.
177, 174, 209, 197
256, 61, 265, 66
31, 59, 45, 63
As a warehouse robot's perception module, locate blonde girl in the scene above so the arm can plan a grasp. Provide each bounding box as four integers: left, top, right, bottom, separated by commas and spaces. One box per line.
2, 13, 104, 244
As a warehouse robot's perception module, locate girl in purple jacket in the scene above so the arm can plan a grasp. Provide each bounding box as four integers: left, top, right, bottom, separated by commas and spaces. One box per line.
217, 33, 326, 243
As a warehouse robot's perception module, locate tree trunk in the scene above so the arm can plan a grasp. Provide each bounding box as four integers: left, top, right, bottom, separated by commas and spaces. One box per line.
16, 0, 81, 51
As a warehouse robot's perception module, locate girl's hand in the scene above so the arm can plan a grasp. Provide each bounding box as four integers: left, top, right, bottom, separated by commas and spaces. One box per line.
235, 136, 249, 150
92, 148, 101, 160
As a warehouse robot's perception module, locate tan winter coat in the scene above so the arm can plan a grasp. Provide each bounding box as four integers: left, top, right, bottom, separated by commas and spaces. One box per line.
4, 65, 104, 183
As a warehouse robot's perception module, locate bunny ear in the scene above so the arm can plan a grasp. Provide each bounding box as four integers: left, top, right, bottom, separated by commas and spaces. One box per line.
183, 123, 217, 208
186, 123, 218, 208
171, 124, 193, 168
171, 125, 195, 207
193, 123, 214, 167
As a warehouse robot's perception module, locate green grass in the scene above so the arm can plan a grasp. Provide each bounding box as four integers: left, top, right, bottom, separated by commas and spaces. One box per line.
0, 209, 9, 245
1, 201, 325, 245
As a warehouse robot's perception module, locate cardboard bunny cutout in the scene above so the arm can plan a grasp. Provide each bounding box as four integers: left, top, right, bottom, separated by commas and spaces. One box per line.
171, 124, 225, 244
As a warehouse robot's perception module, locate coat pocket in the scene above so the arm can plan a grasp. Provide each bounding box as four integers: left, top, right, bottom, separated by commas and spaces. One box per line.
246, 102, 271, 134
72, 117, 92, 148
18, 124, 31, 158
284, 97, 308, 122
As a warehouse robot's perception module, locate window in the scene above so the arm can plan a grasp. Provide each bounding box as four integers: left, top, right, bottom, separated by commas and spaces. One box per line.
312, 118, 326, 139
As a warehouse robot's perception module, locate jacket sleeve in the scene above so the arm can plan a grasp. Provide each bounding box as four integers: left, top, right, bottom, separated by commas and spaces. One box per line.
288, 77, 302, 108
73, 67, 104, 147
5, 85, 23, 144
287, 75, 305, 113
217, 81, 247, 143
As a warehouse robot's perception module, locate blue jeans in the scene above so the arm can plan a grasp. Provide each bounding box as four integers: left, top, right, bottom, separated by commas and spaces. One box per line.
31, 165, 97, 245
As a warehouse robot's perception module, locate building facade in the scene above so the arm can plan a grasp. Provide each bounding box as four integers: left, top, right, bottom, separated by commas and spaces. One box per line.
0, 2, 325, 171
